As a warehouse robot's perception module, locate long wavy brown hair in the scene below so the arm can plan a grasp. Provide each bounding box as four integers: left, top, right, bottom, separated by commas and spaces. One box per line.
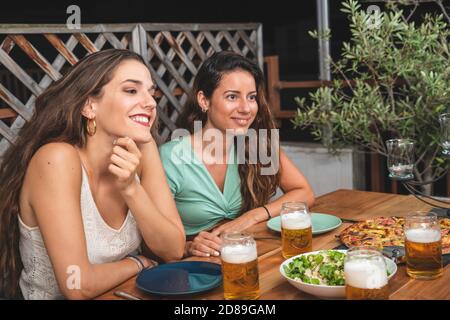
177, 51, 281, 214
0, 49, 157, 299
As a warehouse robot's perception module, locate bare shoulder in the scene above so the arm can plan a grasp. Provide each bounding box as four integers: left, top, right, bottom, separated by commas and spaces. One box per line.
32, 142, 80, 164
27, 142, 82, 185
21, 143, 82, 224
30, 142, 80, 168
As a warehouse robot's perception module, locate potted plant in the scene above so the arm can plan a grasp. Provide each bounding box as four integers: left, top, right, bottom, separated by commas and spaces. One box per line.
293, 0, 450, 194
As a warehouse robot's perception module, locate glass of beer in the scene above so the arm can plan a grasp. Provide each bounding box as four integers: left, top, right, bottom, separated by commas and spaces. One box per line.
220, 231, 260, 300
344, 246, 389, 300
404, 212, 443, 280
280, 202, 312, 259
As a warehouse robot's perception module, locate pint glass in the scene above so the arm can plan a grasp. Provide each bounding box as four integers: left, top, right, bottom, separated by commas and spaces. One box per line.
405, 212, 443, 279
221, 232, 260, 300
344, 247, 389, 300
280, 202, 312, 259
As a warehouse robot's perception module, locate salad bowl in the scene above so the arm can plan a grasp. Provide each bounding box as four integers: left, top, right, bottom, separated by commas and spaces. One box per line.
279, 249, 397, 299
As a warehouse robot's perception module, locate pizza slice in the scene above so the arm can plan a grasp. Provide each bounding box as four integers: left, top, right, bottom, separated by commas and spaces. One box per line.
339, 216, 450, 255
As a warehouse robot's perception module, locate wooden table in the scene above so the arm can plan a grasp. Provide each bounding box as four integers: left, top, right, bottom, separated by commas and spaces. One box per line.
96, 189, 450, 300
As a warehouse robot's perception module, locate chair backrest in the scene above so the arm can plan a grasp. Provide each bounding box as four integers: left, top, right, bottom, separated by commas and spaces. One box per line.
0, 23, 263, 156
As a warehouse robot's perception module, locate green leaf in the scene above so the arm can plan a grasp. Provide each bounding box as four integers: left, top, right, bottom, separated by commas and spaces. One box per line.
291, 0, 450, 184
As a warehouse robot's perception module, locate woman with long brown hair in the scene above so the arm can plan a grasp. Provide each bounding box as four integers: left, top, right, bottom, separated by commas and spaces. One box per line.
160, 51, 314, 257
0, 49, 185, 299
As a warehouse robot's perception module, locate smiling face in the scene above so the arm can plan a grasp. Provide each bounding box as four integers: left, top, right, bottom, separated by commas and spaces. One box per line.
199, 69, 258, 135
82, 59, 157, 144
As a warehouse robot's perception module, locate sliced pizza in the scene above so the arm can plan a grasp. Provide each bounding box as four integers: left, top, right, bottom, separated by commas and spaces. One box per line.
339, 216, 450, 255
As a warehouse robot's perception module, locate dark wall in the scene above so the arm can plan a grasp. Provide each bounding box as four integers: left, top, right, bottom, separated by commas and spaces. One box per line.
0, 0, 339, 81
0, 0, 338, 143
1, 0, 443, 143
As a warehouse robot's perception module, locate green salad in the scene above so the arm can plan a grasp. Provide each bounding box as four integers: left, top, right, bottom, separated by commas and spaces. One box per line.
283, 250, 346, 286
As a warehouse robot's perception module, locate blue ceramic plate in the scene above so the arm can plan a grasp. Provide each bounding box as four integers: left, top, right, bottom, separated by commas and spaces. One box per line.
136, 261, 222, 296
267, 213, 342, 235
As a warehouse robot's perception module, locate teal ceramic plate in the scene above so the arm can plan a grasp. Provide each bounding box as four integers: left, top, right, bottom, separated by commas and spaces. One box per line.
267, 213, 342, 235
136, 261, 222, 296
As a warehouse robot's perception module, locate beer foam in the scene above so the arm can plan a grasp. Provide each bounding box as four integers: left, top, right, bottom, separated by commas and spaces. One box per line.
281, 211, 311, 230
221, 244, 257, 264
405, 228, 441, 243
344, 259, 388, 289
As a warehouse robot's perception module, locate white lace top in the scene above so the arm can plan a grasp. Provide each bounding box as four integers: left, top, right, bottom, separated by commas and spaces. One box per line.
18, 165, 142, 300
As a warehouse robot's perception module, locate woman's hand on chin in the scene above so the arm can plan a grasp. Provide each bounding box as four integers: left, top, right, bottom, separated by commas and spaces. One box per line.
108, 137, 142, 195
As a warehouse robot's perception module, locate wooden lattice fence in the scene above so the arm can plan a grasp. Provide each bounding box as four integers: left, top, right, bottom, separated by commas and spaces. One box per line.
0, 23, 262, 156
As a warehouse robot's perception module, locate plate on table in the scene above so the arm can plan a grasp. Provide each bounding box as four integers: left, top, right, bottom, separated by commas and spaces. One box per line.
136, 261, 222, 296
267, 213, 342, 235
280, 249, 397, 299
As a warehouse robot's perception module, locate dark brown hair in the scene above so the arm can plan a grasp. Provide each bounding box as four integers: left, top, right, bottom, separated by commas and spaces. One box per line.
0, 49, 156, 299
177, 51, 281, 214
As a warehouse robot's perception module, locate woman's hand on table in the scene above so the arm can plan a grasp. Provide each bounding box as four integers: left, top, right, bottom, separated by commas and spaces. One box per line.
186, 208, 269, 258
212, 207, 267, 236
186, 231, 222, 257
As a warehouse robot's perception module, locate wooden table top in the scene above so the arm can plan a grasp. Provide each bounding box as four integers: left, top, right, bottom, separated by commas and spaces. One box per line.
96, 189, 450, 300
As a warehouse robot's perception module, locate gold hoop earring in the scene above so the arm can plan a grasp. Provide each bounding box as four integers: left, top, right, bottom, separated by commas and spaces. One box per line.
86, 118, 96, 136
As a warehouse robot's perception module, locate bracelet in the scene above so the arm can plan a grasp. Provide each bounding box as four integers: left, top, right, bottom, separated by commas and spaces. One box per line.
126, 256, 143, 272
262, 205, 271, 220
126, 254, 145, 272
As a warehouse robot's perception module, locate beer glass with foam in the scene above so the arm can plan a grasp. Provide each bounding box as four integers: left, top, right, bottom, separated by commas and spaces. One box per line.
221, 231, 260, 300
405, 212, 443, 279
344, 247, 389, 300
280, 202, 312, 259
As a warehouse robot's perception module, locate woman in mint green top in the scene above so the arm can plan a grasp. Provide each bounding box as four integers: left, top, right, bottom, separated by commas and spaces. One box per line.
160, 51, 315, 258
160, 134, 241, 235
